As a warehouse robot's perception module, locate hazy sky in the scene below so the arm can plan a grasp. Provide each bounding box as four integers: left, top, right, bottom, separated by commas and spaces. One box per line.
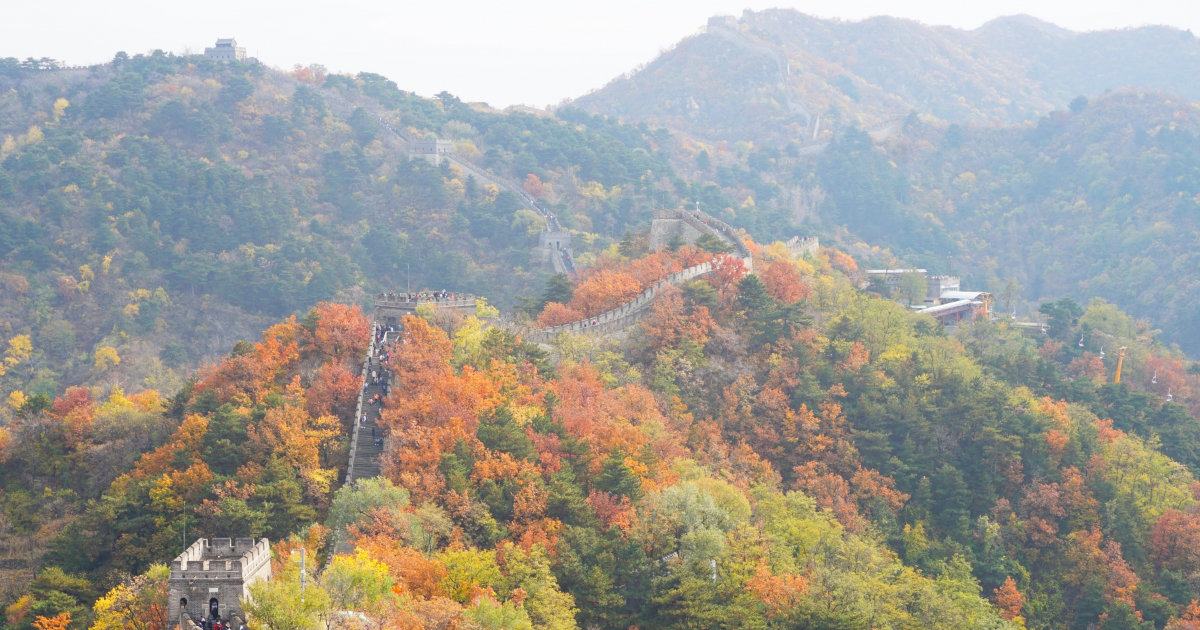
5, 1, 1199, 108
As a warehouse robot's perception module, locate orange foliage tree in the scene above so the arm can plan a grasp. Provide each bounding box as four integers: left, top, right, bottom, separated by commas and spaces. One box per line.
523, 173, 544, 198
356, 534, 449, 599
1150, 509, 1200, 575
308, 302, 370, 366
637, 286, 716, 352
193, 318, 302, 405
623, 250, 684, 287
707, 253, 748, 297
825, 248, 859, 277
49, 387, 94, 447
31, 612, 71, 630
1166, 600, 1200, 630
747, 564, 808, 617
760, 260, 810, 303
569, 269, 642, 317
991, 576, 1025, 621
536, 302, 584, 328
306, 362, 362, 420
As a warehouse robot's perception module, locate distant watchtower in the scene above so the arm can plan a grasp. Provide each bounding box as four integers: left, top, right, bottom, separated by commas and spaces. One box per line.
204, 38, 246, 62
412, 138, 452, 163
168, 538, 271, 629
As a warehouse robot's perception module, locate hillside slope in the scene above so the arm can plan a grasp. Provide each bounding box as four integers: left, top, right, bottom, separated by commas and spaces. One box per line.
895, 90, 1200, 352
0, 54, 679, 399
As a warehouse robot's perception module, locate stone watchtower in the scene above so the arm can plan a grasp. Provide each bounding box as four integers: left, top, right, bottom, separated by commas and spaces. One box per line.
168, 538, 271, 628
204, 38, 246, 62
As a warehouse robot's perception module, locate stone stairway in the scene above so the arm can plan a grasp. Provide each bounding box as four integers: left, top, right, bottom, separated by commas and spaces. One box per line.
350, 356, 386, 480
346, 328, 399, 487
334, 335, 392, 555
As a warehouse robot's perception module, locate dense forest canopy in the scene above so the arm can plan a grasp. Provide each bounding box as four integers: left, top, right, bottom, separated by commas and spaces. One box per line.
5, 237, 1200, 629
4, 10, 1200, 629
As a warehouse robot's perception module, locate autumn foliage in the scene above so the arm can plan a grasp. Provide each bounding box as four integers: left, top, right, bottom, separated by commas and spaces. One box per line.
760, 259, 810, 303
307, 301, 372, 365
539, 248, 715, 325
9, 238, 1200, 630
991, 576, 1024, 621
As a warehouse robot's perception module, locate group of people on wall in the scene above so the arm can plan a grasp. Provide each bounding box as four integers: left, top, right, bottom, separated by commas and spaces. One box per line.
380, 290, 459, 302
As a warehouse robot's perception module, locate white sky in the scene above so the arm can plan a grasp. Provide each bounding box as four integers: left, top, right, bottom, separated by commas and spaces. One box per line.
4, 1, 1199, 109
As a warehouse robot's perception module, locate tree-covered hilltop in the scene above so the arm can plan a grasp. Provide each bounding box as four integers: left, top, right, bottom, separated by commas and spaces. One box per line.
0, 52, 680, 401
6, 36, 1200, 629
5, 236, 1200, 629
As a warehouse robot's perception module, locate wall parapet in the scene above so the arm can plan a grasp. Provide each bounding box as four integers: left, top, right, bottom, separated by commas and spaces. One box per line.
651, 208, 753, 271
523, 261, 714, 344
785, 235, 819, 258
525, 206, 760, 343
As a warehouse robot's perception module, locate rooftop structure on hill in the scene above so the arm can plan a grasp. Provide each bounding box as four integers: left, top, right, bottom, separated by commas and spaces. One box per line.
866, 268, 990, 323
866, 269, 928, 285
921, 297, 988, 325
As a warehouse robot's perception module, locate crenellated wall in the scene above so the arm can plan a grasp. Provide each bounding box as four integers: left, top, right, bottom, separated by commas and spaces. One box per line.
649, 209, 754, 273
373, 294, 478, 327
522, 261, 715, 344
785, 235, 819, 258
168, 538, 271, 628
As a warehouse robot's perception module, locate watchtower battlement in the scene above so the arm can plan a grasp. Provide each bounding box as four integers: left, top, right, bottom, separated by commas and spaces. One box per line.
168, 538, 271, 628
785, 235, 819, 258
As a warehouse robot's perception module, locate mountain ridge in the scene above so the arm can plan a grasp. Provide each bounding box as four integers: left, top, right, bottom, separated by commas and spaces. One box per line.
572, 8, 1200, 142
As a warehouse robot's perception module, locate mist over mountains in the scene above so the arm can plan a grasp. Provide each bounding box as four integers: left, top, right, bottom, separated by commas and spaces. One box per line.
576, 10, 1200, 141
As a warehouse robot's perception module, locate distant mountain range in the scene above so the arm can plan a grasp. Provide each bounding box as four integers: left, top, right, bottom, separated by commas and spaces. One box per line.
574, 10, 1200, 142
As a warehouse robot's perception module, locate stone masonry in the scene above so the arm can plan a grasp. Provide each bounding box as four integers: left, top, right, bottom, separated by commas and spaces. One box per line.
168, 538, 271, 628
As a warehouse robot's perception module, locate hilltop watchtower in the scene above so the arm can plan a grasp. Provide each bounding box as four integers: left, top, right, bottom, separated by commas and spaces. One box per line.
168, 538, 271, 628
204, 39, 246, 62
373, 292, 479, 328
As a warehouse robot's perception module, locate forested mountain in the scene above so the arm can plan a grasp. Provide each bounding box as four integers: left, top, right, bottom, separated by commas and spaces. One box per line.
0, 53, 678, 400
575, 10, 1200, 142
8, 236, 1200, 629
5, 17, 1200, 630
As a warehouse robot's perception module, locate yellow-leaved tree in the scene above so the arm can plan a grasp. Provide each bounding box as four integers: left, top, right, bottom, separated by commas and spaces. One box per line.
94, 346, 120, 371
321, 549, 395, 612
89, 564, 169, 630
1, 334, 33, 376
52, 98, 69, 122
